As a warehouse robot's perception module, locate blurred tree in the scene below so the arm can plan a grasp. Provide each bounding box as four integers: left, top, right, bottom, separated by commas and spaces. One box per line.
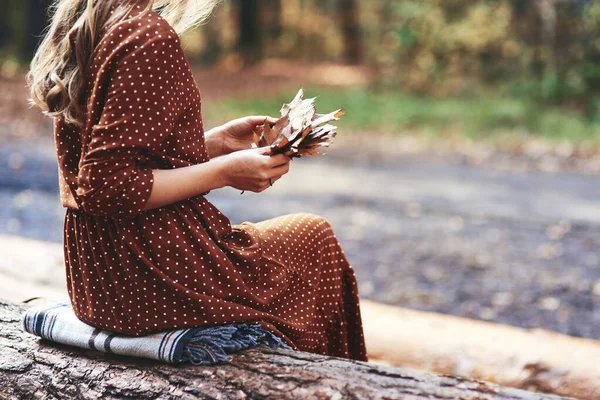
237, 0, 262, 65
337, 0, 362, 64
2, 1, 26, 62
26, 0, 54, 57
509, 0, 597, 105
262, 0, 282, 41
0, 11, 8, 50
199, 22, 222, 65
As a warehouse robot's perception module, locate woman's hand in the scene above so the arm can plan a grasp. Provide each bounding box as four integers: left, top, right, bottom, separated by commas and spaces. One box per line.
221, 146, 291, 193
219, 115, 279, 155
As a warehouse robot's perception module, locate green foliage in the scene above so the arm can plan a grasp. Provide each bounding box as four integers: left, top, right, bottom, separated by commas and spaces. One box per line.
204, 88, 600, 144
371, 0, 519, 94
361, 0, 600, 116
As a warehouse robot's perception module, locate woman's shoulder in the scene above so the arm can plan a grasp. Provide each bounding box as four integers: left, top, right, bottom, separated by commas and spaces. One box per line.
93, 6, 182, 66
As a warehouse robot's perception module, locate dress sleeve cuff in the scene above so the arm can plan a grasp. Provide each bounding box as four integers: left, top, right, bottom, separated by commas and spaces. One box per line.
113, 165, 155, 221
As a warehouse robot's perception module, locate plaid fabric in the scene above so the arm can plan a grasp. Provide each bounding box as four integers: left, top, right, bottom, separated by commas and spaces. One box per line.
21, 299, 293, 364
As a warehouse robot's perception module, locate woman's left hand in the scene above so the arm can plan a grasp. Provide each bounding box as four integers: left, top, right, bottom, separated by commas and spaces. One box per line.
219, 115, 279, 155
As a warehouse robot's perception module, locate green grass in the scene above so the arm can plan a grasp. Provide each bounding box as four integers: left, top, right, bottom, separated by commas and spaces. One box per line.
203, 87, 600, 145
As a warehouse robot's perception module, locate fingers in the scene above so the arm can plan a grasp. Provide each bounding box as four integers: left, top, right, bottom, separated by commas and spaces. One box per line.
265, 117, 279, 126
252, 147, 292, 166
262, 163, 289, 189
255, 179, 273, 192
251, 166, 288, 192
251, 171, 286, 193
254, 145, 273, 155
268, 153, 292, 167
268, 173, 285, 186
246, 115, 279, 126
270, 161, 290, 177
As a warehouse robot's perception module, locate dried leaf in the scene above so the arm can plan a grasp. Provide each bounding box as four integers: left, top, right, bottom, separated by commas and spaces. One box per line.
254, 88, 344, 158
252, 130, 261, 147
310, 108, 345, 128
262, 121, 278, 145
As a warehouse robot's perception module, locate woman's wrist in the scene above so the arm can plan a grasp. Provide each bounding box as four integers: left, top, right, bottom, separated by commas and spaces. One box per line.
203, 153, 231, 189
204, 126, 226, 159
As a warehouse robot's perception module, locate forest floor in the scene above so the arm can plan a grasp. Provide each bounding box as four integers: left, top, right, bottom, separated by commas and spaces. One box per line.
2, 65, 600, 341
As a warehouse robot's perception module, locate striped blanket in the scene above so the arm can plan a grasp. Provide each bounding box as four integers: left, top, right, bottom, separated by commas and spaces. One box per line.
21, 299, 293, 364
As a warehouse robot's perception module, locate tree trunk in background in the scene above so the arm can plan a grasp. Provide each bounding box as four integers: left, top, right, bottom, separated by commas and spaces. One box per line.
338, 0, 362, 64
509, 0, 544, 94
262, 0, 283, 40
237, 0, 261, 65
0, 2, 9, 50
25, 0, 53, 59
200, 22, 222, 65
3, 1, 27, 61
371, 0, 395, 88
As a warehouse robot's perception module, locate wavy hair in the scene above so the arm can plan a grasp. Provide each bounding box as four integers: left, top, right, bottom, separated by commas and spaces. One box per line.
26, 0, 221, 127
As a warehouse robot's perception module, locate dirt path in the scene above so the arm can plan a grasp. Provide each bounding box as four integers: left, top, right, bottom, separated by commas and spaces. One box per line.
1, 136, 599, 339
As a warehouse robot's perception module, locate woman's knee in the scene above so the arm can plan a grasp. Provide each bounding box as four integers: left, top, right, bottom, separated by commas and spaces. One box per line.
294, 212, 332, 229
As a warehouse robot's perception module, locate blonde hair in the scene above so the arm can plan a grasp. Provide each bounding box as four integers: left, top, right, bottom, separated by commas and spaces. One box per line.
26, 0, 221, 127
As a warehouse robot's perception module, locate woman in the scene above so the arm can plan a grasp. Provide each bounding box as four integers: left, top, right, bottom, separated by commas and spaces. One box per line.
26, 0, 368, 362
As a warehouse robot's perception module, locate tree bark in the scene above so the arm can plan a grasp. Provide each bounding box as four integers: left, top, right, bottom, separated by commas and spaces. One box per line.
0, 299, 570, 400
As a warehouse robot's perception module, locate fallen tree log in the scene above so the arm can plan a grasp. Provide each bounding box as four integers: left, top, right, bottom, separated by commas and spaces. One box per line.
0, 299, 570, 400
362, 301, 600, 400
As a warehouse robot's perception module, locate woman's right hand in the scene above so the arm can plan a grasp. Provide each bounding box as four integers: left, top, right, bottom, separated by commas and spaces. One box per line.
221, 146, 292, 193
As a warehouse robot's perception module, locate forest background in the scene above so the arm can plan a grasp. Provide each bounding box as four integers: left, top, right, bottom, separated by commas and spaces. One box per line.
2, 0, 600, 146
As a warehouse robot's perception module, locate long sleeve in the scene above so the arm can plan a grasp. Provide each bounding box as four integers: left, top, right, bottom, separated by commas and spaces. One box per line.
75, 31, 183, 220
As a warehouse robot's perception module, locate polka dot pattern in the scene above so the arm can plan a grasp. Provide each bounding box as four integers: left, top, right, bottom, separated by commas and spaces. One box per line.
53, 5, 368, 362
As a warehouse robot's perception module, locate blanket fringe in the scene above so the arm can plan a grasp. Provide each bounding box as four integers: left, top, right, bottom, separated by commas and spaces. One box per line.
181, 323, 293, 365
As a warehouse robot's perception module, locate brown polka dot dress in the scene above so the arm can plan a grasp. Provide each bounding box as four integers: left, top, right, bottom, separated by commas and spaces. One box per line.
54, 4, 368, 362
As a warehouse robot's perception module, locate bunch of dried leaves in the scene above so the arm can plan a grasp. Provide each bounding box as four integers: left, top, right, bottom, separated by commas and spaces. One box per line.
252, 88, 345, 158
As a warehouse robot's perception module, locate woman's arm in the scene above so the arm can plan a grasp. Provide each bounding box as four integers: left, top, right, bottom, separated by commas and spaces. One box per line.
142, 146, 292, 212
203, 127, 225, 159
142, 156, 227, 211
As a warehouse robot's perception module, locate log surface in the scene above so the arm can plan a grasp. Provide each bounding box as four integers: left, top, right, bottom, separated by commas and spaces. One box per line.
0, 300, 571, 400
